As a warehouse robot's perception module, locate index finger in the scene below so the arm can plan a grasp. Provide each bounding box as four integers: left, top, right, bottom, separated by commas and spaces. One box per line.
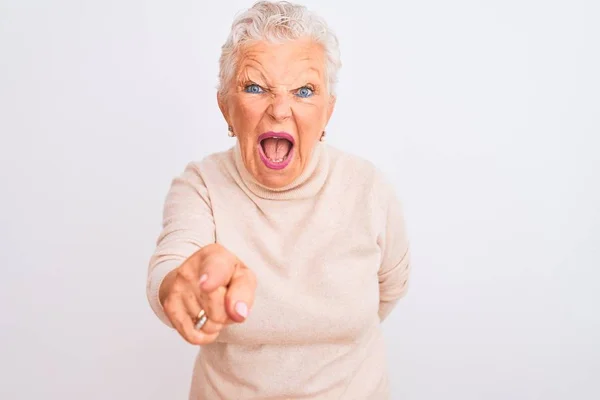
198, 252, 237, 292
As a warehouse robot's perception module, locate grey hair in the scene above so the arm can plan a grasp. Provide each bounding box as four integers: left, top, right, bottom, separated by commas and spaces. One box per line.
218, 1, 341, 97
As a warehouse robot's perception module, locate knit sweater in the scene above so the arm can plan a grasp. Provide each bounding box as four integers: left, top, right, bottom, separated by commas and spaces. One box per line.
146, 140, 411, 399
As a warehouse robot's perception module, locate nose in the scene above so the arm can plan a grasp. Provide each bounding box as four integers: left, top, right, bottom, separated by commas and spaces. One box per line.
267, 93, 292, 122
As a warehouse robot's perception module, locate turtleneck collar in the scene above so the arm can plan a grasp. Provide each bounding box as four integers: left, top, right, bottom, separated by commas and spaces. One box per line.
230, 140, 330, 201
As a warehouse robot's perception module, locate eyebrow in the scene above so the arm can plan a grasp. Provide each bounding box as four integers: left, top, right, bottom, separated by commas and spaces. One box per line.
238, 65, 270, 86
238, 64, 323, 88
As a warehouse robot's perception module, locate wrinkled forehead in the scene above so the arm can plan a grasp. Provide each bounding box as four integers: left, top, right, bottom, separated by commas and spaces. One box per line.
236, 38, 327, 85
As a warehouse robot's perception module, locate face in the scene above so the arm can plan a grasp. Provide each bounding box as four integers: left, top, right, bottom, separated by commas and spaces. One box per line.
218, 38, 336, 188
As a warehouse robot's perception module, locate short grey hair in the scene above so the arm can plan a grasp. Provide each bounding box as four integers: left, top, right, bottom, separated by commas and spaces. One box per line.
218, 1, 341, 96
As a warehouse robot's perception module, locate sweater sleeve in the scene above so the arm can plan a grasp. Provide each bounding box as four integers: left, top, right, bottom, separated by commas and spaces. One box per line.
376, 179, 411, 322
146, 163, 216, 327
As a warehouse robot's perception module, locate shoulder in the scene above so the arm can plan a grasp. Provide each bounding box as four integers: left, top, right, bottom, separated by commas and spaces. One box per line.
178, 146, 235, 181
162, 148, 237, 204
324, 145, 403, 230
326, 145, 379, 181
325, 144, 395, 199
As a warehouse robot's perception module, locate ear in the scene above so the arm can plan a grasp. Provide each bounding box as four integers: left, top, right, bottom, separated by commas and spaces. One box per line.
217, 91, 230, 125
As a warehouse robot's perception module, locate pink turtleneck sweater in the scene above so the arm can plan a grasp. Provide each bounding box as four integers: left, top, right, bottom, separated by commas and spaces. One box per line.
146, 141, 411, 399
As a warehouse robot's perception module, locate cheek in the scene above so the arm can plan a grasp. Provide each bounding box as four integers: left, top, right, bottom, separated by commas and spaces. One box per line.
293, 101, 328, 135
232, 98, 264, 129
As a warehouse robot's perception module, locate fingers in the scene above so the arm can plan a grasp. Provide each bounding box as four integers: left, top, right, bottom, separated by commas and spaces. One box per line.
181, 291, 223, 335
225, 266, 257, 323
177, 245, 228, 292
178, 244, 257, 326
161, 245, 258, 346
199, 318, 224, 335
163, 294, 212, 345
198, 252, 237, 292
200, 286, 229, 325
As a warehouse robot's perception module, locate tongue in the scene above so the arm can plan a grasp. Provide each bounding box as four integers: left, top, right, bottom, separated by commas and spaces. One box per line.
262, 138, 291, 160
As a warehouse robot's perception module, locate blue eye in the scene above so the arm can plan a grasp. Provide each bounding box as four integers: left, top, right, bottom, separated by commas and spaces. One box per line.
296, 86, 314, 98
244, 84, 264, 94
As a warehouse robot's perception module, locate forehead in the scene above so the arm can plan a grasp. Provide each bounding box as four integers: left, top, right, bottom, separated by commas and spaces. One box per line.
237, 38, 326, 81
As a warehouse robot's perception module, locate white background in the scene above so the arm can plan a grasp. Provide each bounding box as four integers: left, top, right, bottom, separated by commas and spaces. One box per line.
1, 0, 599, 399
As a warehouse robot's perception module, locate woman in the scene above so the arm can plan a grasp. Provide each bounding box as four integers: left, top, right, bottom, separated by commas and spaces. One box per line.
146, 1, 411, 399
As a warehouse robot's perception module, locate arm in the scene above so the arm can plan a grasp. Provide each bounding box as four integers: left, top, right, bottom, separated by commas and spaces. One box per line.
376, 181, 411, 322
146, 163, 216, 327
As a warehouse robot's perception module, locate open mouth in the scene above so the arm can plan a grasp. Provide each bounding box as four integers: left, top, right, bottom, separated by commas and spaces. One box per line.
258, 132, 294, 170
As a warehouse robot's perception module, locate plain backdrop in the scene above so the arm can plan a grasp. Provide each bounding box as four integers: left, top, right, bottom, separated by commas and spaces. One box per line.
1, 0, 599, 399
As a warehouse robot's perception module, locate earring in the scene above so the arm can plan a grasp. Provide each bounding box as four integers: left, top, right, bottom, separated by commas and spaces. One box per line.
228, 125, 235, 137
320, 131, 326, 142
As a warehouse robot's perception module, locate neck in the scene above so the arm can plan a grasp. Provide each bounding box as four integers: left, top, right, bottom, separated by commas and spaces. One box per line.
232, 141, 329, 200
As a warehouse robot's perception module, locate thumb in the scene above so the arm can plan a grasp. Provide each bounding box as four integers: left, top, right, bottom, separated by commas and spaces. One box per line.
225, 265, 257, 323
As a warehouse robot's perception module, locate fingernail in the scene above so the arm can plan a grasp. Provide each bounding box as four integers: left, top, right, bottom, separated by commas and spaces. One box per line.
235, 302, 248, 318
199, 274, 208, 285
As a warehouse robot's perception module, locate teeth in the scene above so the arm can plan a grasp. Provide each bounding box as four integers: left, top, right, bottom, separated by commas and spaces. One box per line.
268, 155, 287, 163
